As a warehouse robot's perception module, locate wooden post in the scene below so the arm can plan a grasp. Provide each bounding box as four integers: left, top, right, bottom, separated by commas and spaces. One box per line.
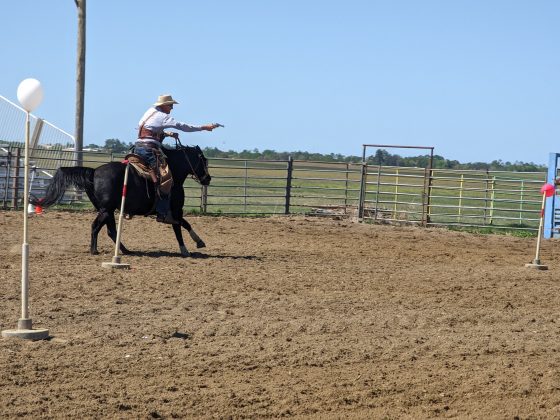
74, 0, 86, 168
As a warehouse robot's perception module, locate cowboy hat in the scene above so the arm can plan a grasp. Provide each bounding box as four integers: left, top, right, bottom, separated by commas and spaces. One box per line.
154, 94, 179, 106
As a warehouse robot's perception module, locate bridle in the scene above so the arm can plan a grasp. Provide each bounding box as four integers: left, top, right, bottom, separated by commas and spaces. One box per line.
178, 144, 210, 184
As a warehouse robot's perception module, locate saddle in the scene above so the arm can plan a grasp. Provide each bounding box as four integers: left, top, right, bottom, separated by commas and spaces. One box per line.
124, 153, 173, 195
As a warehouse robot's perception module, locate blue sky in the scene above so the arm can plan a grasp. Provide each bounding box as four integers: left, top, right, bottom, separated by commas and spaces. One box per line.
1, 0, 559, 164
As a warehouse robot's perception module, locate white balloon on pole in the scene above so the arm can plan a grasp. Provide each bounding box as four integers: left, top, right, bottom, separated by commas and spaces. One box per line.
1, 78, 49, 340
17, 78, 44, 112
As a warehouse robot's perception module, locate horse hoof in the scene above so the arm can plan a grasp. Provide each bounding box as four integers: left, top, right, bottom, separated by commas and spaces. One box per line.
180, 246, 190, 257
91, 250, 99, 255
196, 240, 206, 249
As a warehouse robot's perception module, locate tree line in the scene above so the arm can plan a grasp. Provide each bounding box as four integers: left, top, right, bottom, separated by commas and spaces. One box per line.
90, 139, 546, 172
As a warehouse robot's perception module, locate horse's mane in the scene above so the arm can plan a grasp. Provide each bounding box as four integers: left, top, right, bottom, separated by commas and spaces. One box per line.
162, 142, 200, 154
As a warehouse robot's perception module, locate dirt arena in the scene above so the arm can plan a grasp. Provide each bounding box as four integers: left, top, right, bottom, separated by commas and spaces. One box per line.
1, 210, 560, 418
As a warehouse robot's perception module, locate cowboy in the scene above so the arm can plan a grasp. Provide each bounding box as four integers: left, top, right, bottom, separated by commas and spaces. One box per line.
134, 94, 221, 224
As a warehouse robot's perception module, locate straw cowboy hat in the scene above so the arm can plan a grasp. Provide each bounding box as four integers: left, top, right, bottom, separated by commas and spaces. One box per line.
154, 94, 179, 106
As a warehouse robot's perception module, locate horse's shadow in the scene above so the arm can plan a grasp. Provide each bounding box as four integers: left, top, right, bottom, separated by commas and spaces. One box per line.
123, 250, 261, 260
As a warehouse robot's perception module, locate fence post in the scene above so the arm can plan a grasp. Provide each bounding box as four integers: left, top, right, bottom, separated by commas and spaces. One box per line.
519, 180, 524, 225
244, 160, 248, 212
2, 146, 12, 209
483, 170, 490, 225
285, 156, 293, 215
30, 118, 44, 150
358, 162, 368, 219
489, 176, 496, 225
458, 174, 464, 223
374, 165, 381, 221
393, 168, 399, 219
201, 185, 208, 214
422, 155, 434, 226
344, 162, 349, 214
11, 147, 21, 210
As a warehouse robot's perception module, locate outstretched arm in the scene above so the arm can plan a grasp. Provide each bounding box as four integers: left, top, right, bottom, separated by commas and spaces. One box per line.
200, 123, 224, 131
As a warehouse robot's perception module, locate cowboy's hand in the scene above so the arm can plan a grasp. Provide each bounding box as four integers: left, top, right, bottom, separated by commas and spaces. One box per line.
164, 131, 179, 139
202, 123, 223, 131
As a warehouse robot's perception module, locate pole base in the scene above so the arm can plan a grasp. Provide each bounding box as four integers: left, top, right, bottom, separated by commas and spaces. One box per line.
2, 328, 49, 340
101, 262, 131, 269
101, 255, 130, 270
525, 262, 548, 270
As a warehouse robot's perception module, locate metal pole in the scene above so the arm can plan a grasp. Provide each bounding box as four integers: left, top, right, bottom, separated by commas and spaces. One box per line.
483, 170, 490, 225
458, 174, 464, 222
244, 160, 248, 212
489, 176, 496, 225
519, 181, 524, 225
344, 163, 349, 214
374, 165, 381, 221
393, 168, 399, 219
285, 156, 293, 215
358, 145, 367, 219
423, 148, 434, 226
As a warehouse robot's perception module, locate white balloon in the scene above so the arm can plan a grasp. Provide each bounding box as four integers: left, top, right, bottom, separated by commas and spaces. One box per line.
17, 78, 44, 112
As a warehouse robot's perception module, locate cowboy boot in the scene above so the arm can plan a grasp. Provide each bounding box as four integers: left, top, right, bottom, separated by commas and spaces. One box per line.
155, 194, 180, 225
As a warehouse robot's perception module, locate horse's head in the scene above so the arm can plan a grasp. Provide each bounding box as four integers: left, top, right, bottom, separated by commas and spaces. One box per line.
183, 145, 211, 186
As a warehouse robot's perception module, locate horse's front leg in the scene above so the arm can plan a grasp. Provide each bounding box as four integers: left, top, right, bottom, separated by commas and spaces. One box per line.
181, 218, 206, 249
106, 211, 131, 255
172, 224, 189, 257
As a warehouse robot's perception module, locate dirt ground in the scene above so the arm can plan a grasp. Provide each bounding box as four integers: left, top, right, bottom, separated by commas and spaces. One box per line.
1, 210, 560, 419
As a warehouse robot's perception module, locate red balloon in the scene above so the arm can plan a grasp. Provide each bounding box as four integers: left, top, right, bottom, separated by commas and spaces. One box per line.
541, 183, 555, 197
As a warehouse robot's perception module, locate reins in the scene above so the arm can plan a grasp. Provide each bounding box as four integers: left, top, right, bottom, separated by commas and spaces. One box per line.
173, 138, 209, 184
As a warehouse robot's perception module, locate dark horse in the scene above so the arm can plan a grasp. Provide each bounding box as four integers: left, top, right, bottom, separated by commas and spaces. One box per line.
31, 145, 211, 257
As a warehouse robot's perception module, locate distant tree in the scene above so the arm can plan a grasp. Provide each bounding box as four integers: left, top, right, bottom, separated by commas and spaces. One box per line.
199, 146, 546, 172
103, 138, 131, 153
371, 149, 390, 165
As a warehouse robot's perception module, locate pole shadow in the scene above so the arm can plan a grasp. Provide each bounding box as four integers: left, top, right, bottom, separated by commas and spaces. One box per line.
122, 250, 261, 260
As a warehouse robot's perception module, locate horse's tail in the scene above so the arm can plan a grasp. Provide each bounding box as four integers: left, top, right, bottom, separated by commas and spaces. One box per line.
30, 167, 96, 208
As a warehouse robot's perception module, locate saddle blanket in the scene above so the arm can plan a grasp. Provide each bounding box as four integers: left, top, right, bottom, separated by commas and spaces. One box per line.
124, 153, 173, 195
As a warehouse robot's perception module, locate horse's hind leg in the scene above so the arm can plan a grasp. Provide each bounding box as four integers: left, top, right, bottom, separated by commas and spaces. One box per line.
105, 212, 131, 255
181, 218, 206, 248
90, 211, 109, 255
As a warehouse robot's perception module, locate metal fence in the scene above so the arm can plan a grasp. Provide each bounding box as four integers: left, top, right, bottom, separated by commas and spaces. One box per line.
358, 165, 543, 230
0, 146, 546, 231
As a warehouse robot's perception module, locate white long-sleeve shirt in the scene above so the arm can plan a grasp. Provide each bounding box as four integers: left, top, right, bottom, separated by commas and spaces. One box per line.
137, 106, 203, 142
